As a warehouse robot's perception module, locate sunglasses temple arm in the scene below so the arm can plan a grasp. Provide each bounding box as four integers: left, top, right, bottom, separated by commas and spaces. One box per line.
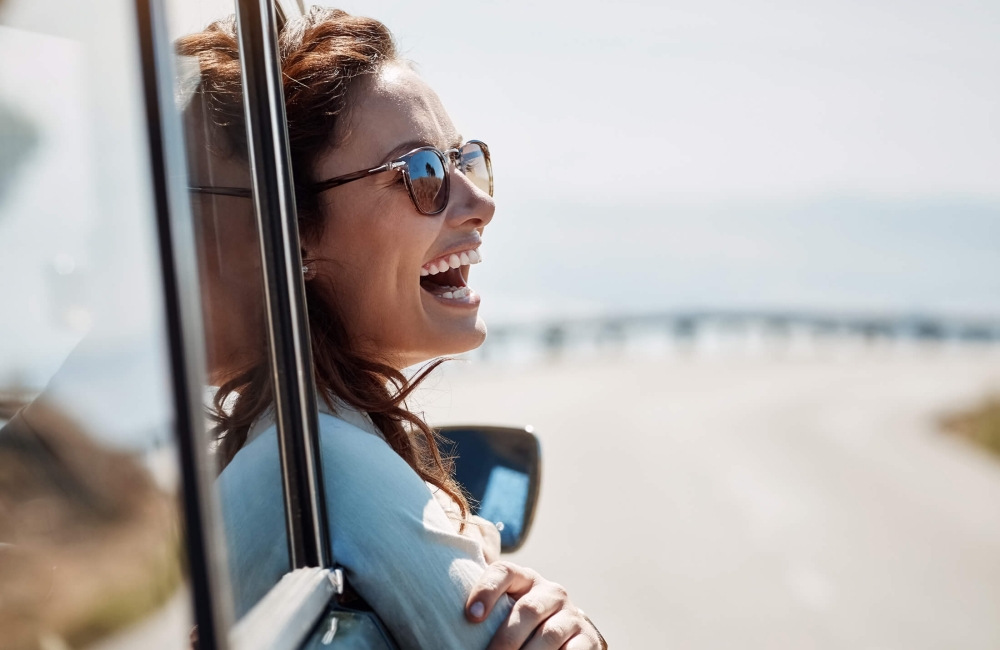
312, 161, 404, 193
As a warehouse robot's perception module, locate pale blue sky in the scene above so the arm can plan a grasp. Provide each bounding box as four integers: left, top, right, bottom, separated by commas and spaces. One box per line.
330, 0, 1000, 202
324, 0, 1000, 320
1, 0, 998, 401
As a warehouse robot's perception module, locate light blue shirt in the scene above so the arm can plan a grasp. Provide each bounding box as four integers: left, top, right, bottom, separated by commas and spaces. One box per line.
217, 404, 512, 649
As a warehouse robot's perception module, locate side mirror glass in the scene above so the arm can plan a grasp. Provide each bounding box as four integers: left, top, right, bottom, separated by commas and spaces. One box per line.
438, 425, 541, 553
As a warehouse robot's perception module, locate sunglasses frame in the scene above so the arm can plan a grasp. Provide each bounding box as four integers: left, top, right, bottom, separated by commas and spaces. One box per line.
309, 139, 492, 215
189, 140, 492, 216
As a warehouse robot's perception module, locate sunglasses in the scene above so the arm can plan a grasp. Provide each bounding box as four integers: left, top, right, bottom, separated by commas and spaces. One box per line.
312, 139, 492, 215
191, 139, 493, 216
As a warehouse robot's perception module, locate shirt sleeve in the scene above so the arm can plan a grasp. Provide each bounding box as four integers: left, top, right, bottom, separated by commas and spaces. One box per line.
318, 414, 513, 650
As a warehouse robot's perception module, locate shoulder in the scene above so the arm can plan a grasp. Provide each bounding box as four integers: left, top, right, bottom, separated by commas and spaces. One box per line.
318, 409, 382, 441
316, 410, 399, 469
316, 411, 432, 511
224, 409, 385, 465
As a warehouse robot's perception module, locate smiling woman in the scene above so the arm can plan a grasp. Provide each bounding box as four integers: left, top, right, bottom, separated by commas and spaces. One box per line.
176, 6, 603, 650
302, 74, 494, 368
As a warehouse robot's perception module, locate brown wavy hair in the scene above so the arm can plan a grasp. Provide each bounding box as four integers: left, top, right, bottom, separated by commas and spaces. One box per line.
176, 7, 468, 519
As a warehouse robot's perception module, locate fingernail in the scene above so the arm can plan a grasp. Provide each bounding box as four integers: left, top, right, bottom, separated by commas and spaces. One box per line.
469, 601, 485, 618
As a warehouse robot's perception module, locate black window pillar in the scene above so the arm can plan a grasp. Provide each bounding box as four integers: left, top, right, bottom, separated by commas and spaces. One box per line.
135, 0, 235, 647
235, 0, 331, 570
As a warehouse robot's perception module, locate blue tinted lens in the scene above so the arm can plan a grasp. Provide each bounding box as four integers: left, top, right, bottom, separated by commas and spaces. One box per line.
406, 149, 447, 213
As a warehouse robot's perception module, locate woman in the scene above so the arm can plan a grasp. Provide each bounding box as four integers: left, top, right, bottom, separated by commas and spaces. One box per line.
179, 7, 605, 649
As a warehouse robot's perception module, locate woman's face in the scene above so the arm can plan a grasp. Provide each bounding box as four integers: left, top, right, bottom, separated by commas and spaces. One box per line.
309, 64, 494, 369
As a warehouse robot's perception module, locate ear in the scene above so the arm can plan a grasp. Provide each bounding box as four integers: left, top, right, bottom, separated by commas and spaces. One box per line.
301, 247, 318, 281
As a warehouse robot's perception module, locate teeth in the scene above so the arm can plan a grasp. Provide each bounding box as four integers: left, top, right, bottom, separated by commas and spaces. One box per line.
433, 286, 472, 300
422, 248, 482, 275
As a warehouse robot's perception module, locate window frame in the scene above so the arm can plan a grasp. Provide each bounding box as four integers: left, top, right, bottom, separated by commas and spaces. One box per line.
232, 0, 331, 572
135, 0, 234, 647
135, 0, 332, 647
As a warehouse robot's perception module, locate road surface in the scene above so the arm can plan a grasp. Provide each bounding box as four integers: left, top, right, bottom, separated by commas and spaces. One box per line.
420, 344, 1000, 649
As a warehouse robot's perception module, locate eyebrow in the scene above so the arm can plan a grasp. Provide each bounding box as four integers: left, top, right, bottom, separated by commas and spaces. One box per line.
377, 134, 464, 165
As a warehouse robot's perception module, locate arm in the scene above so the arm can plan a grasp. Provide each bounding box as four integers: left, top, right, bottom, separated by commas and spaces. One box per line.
317, 414, 512, 650
431, 486, 502, 564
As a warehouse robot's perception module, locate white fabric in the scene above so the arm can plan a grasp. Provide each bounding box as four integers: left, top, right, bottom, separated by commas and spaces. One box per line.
217, 402, 513, 649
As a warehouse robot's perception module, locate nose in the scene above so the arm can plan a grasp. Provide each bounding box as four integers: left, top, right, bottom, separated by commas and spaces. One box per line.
445, 167, 494, 231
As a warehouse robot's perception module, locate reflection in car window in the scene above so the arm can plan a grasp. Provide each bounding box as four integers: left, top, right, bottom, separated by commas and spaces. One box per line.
169, 1, 290, 619
0, 0, 192, 647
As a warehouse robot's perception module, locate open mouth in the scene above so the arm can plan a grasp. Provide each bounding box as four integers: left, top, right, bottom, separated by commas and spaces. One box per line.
419, 247, 482, 302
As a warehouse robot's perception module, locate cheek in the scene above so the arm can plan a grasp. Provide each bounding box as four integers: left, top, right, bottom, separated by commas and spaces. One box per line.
314, 193, 436, 328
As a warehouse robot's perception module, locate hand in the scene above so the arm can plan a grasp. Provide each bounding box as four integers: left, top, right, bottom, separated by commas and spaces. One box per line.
466, 561, 605, 650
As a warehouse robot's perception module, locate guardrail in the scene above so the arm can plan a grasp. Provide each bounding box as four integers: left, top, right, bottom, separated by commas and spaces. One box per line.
475, 311, 1000, 361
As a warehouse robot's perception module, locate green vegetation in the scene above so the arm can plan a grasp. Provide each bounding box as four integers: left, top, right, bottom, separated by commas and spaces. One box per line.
942, 396, 1000, 458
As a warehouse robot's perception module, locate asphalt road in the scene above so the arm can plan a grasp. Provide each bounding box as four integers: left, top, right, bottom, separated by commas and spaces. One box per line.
421, 344, 1000, 649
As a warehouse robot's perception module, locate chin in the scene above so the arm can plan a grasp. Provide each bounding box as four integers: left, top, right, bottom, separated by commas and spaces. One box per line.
466, 316, 488, 351
406, 316, 487, 367
440, 315, 487, 356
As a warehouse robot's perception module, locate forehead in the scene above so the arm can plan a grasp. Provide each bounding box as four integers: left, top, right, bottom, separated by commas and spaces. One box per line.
340, 64, 460, 165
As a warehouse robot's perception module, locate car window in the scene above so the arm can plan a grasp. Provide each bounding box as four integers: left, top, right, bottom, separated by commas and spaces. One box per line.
165, 0, 293, 621
0, 0, 197, 646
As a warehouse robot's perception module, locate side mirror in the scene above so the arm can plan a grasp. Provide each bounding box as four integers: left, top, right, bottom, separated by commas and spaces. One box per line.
438, 425, 541, 553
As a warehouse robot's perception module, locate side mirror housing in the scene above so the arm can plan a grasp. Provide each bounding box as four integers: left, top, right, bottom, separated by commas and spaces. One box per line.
438, 425, 541, 553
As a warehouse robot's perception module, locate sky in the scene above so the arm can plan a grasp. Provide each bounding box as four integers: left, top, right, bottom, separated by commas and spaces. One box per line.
325, 0, 1000, 321
326, 0, 1000, 202
1, 0, 998, 407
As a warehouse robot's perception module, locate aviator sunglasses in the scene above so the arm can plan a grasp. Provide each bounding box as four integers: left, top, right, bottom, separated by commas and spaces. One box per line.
191, 140, 493, 216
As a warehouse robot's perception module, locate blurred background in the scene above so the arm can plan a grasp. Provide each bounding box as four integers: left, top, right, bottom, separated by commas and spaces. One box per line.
335, 1, 1000, 647
337, 0, 1000, 324
1, 0, 999, 648
0, 1, 189, 648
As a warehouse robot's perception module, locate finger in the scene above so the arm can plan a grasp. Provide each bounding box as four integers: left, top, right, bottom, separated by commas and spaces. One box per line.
466, 562, 535, 622
522, 609, 584, 650
486, 582, 569, 650
561, 633, 599, 650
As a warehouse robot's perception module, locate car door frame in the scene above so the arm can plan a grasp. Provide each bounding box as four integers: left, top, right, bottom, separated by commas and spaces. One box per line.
135, 0, 334, 647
